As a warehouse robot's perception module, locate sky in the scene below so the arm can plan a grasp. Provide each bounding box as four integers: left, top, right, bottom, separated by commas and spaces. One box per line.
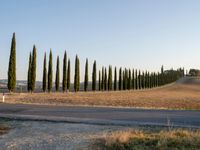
0, 0, 200, 81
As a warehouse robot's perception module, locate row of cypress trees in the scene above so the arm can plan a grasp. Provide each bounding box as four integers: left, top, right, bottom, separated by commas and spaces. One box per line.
7, 33, 184, 92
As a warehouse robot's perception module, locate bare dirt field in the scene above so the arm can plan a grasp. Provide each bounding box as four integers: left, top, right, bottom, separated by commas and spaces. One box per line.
3, 77, 200, 110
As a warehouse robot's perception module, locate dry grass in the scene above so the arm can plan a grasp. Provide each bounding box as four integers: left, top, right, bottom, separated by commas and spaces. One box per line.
93, 129, 200, 150
0, 123, 9, 135
4, 82, 200, 109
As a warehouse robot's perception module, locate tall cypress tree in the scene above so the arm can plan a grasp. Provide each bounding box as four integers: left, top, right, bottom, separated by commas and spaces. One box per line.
104, 68, 107, 90
132, 69, 135, 90
99, 70, 101, 91
124, 69, 128, 90
55, 56, 60, 92
123, 70, 125, 90
62, 51, 67, 92
42, 52, 47, 92
8, 33, 16, 92
74, 55, 80, 92
119, 67, 122, 90
48, 50, 53, 92
135, 69, 138, 90
114, 67, 117, 91
128, 69, 131, 90
27, 52, 32, 92
101, 67, 104, 91
84, 59, 88, 91
67, 59, 71, 91
138, 70, 141, 89
92, 61, 96, 91
108, 65, 112, 91
31, 45, 37, 92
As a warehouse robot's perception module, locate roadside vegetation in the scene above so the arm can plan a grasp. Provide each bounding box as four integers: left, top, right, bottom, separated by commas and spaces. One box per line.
93, 128, 200, 150
0, 123, 9, 135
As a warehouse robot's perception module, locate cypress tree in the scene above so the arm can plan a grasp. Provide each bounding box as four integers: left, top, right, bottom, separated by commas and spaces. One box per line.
132, 69, 135, 89
104, 68, 107, 90
108, 66, 112, 91
119, 67, 122, 90
31, 45, 37, 92
92, 61, 96, 91
128, 69, 131, 90
125, 69, 128, 90
138, 70, 141, 89
55, 56, 60, 92
42, 52, 47, 92
84, 59, 88, 91
99, 70, 101, 91
27, 52, 32, 92
74, 55, 80, 92
114, 67, 117, 91
67, 59, 71, 91
62, 51, 67, 92
123, 70, 125, 90
101, 67, 104, 91
48, 50, 53, 92
7, 33, 16, 92
135, 70, 138, 90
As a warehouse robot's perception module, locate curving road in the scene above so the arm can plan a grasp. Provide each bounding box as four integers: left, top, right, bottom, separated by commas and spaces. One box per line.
0, 103, 200, 128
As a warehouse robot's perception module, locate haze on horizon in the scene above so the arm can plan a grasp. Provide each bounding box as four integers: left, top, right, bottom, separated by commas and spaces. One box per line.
0, 0, 200, 81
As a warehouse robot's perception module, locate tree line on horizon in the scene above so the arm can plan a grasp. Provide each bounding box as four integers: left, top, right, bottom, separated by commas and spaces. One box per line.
7, 33, 185, 93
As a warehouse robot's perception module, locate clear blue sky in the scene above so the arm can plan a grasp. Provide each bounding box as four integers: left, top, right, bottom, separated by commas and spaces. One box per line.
0, 0, 200, 81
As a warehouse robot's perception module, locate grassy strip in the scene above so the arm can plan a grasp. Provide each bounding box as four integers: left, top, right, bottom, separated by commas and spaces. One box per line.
94, 128, 200, 150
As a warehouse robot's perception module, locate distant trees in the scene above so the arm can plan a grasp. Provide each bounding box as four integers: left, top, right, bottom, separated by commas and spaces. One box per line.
74, 55, 80, 92
48, 50, 53, 92
92, 61, 96, 91
5, 33, 184, 93
55, 56, 60, 92
42, 52, 47, 92
7, 33, 16, 92
62, 51, 67, 92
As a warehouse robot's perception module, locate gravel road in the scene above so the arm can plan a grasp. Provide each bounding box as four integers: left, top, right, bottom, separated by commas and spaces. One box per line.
0, 120, 126, 150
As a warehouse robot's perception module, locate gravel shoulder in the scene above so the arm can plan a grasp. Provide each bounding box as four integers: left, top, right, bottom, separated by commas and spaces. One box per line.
0, 120, 128, 150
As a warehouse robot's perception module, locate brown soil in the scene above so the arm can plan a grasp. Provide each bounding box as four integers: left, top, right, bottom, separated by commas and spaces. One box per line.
4, 80, 200, 110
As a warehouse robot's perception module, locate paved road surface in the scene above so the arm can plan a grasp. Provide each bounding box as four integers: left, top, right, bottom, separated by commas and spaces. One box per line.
0, 103, 200, 128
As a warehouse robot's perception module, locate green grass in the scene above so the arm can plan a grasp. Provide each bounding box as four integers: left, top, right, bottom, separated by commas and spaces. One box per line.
94, 128, 200, 150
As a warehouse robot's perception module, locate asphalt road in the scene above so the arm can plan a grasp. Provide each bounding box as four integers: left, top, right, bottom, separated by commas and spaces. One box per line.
0, 103, 200, 128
